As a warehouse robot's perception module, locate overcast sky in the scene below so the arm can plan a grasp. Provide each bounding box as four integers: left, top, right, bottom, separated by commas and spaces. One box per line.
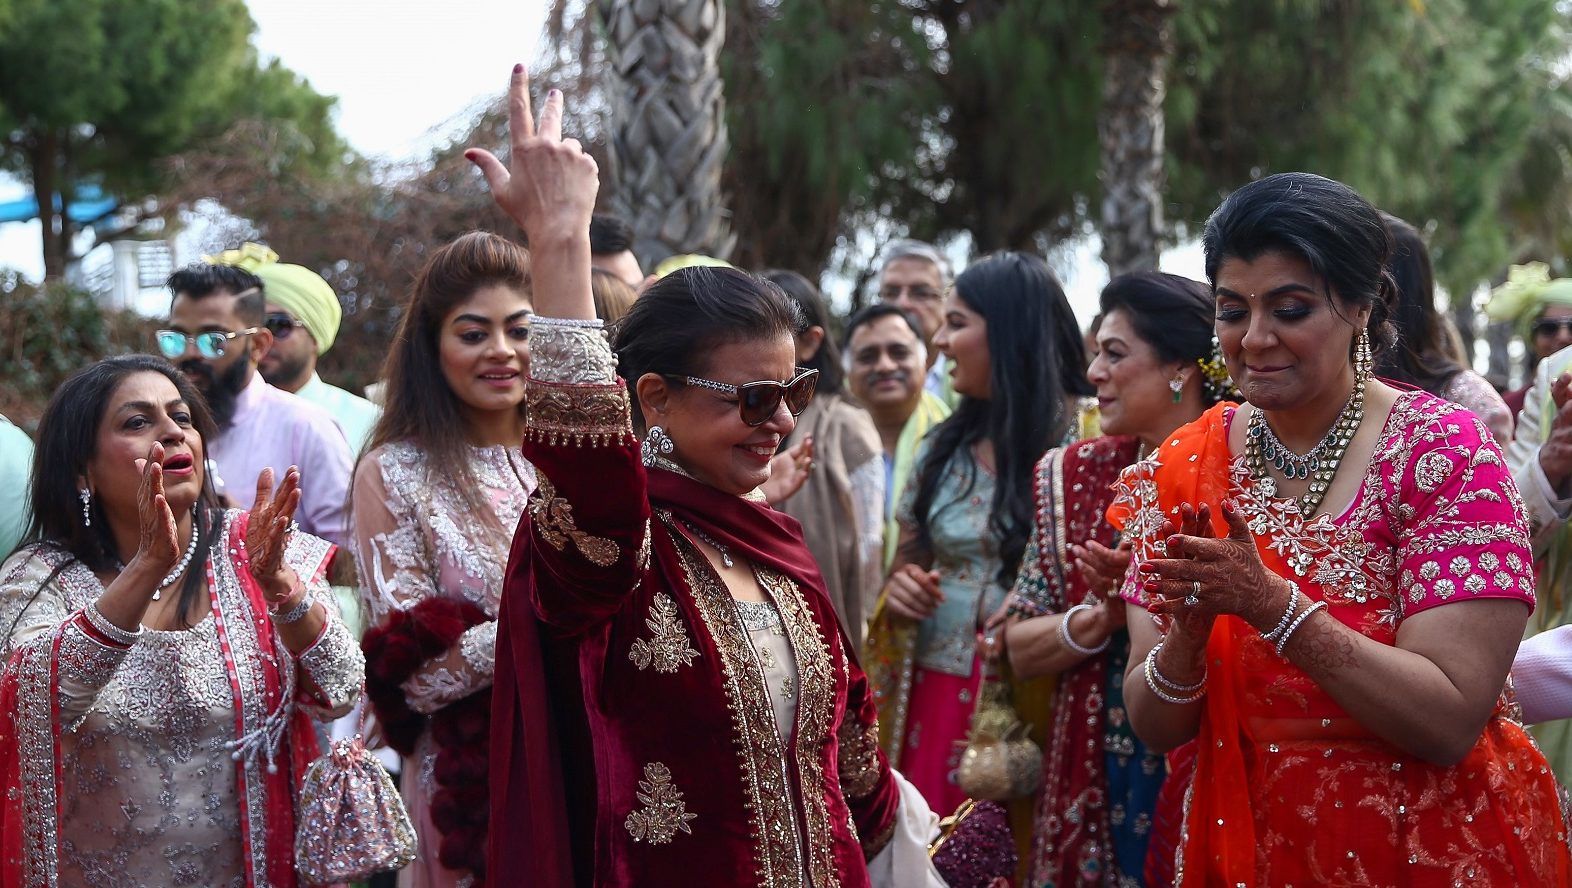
0, 0, 1205, 323
0, 1, 552, 279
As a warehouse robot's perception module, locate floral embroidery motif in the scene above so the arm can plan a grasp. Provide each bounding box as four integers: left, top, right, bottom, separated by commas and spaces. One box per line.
628, 593, 700, 673
624, 762, 697, 845
529, 475, 620, 567
837, 717, 882, 800
525, 383, 634, 448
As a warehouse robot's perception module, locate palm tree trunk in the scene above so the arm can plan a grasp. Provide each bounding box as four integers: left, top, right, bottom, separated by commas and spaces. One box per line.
1098, 0, 1175, 277
597, 0, 735, 268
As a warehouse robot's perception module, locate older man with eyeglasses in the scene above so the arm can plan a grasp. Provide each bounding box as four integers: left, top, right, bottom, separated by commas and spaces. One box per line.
159, 248, 353, 547
875, 239, 957, 403
250, 255, 380, 457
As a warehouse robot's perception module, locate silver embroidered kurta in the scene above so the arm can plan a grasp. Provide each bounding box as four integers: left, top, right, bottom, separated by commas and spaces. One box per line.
352, 441, 535, 888
0, 511, 363, 887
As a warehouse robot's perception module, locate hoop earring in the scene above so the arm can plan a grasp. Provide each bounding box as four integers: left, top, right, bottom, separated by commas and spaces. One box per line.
1169, 374, 1185, 404
641, 426, 675, 468
1355, 328, 1373, 383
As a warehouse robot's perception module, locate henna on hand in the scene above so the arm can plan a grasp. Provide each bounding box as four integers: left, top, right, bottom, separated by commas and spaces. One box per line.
1289, 611, 1359, 672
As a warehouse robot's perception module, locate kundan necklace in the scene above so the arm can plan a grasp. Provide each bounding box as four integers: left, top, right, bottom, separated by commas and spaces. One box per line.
1244, 376, 1365, 517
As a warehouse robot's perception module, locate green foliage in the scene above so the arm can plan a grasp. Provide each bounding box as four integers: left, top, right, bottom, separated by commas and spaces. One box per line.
0, 0, 349, 275
705, 0, 1572, 301
0, 274, 155, 427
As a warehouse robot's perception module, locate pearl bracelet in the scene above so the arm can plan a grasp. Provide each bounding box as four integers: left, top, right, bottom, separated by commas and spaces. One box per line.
1143, 641, 1206, 704
1059, 603, 1111, 656
269, 593, 314, 625
1260, 585, 1302, 645
1275, 600, 1327, 657
84, 600, 143, 647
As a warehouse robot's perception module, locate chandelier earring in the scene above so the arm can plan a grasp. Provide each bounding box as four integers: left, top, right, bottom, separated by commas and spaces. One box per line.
1355, 327, 1374, 383
1169, 373, 1185, 404
79, 488, 92, 527
641, 426, 675, 468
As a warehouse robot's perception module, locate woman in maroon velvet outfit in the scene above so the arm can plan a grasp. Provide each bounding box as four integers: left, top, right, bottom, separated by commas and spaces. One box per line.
471, 71, 944, 888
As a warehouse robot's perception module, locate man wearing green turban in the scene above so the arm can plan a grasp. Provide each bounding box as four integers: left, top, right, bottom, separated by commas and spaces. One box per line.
209, 244, 381, 458
1486, 262, 1572, 420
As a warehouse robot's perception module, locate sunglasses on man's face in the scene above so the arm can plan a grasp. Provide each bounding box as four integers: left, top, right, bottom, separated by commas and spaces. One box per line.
264, 313, 308, 340
681, 368, 820, 426
155, 328, 259, 360
1534, 318, 1572, 338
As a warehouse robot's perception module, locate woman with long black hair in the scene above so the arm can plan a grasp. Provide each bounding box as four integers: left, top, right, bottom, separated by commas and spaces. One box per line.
865, 251, 1095, 815
0, 354, 363, 887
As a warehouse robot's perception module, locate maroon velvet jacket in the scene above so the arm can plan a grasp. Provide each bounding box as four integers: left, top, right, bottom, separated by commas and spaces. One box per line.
489, 343, 900, 888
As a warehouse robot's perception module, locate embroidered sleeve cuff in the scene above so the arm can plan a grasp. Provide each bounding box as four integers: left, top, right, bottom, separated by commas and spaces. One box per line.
58, 617, 130, 691
459, 620, 497, 677
528, 321, 617, 384
297, 611, 366, 710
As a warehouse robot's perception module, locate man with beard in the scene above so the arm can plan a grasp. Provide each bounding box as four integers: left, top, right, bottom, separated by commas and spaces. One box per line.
842, 303, 951, 566
253, 250, 380, 457
159, 256, 353, 547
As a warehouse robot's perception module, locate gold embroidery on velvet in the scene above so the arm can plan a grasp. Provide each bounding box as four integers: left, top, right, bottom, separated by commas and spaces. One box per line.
624, 762, 697, 845
524, 381, 634, 448
862, 814, 897, 862
758, 570, 841, 888
629, 593, 700, 673
667, 524, 807, 888
837, 717, 881, 801
528, 475, 620, 567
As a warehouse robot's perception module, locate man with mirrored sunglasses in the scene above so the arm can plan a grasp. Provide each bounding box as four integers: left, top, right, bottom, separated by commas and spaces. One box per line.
162, 255, 353, 547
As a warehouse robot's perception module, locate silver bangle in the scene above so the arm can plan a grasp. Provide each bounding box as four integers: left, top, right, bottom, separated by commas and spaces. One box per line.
269, 593, 315, 625
84, 600, 143, 646
529, 315, 604, 329
1274, 599, 1327, 657
1261, 585, 1302, 644
1059, 603, 1111, 656
1144, 644, 1206, 705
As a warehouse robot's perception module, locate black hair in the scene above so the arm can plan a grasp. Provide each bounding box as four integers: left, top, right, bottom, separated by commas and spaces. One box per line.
1099, 271, 1225, 405
24, 355, 223, 630
166, 262, 266, 326
1201, 172, 1397, 352
760, 269, 843, 395
589, 213, 635, 256
1374, 213, 1466, 394
614, 266, 805, 432
910, 251, 1093, 590
842, 303, 926, 349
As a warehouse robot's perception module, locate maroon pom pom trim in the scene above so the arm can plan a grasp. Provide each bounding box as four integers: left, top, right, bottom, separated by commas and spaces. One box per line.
362, 596, 492, 884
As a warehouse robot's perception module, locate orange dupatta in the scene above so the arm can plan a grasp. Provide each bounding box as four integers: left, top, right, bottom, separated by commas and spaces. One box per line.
1105, 403, 1267, 887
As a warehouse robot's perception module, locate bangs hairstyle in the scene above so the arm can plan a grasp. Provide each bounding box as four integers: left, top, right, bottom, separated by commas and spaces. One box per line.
24, 355, 223, 630
911, 251, 1093, 590
1201, 172, 1397, 352
1099, 271, 1224, 404
363, 231, 532, 536
614, 266, 804, 433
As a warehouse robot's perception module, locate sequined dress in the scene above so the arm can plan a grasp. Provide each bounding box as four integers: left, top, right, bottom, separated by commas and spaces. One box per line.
352, 441, 536, 888
0, 510, 364, 887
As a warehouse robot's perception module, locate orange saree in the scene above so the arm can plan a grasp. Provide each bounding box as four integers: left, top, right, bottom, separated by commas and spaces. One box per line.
1107, 395, 1571, 887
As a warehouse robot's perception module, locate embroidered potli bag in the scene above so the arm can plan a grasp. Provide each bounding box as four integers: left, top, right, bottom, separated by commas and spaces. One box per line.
294, 720, 417, 885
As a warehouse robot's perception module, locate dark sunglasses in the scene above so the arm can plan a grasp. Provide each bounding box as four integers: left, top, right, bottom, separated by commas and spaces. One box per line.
264, 313, 308, 340
1533, 318, 1572, 337
681, 368, 819, 426
155, 328, 260, 360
